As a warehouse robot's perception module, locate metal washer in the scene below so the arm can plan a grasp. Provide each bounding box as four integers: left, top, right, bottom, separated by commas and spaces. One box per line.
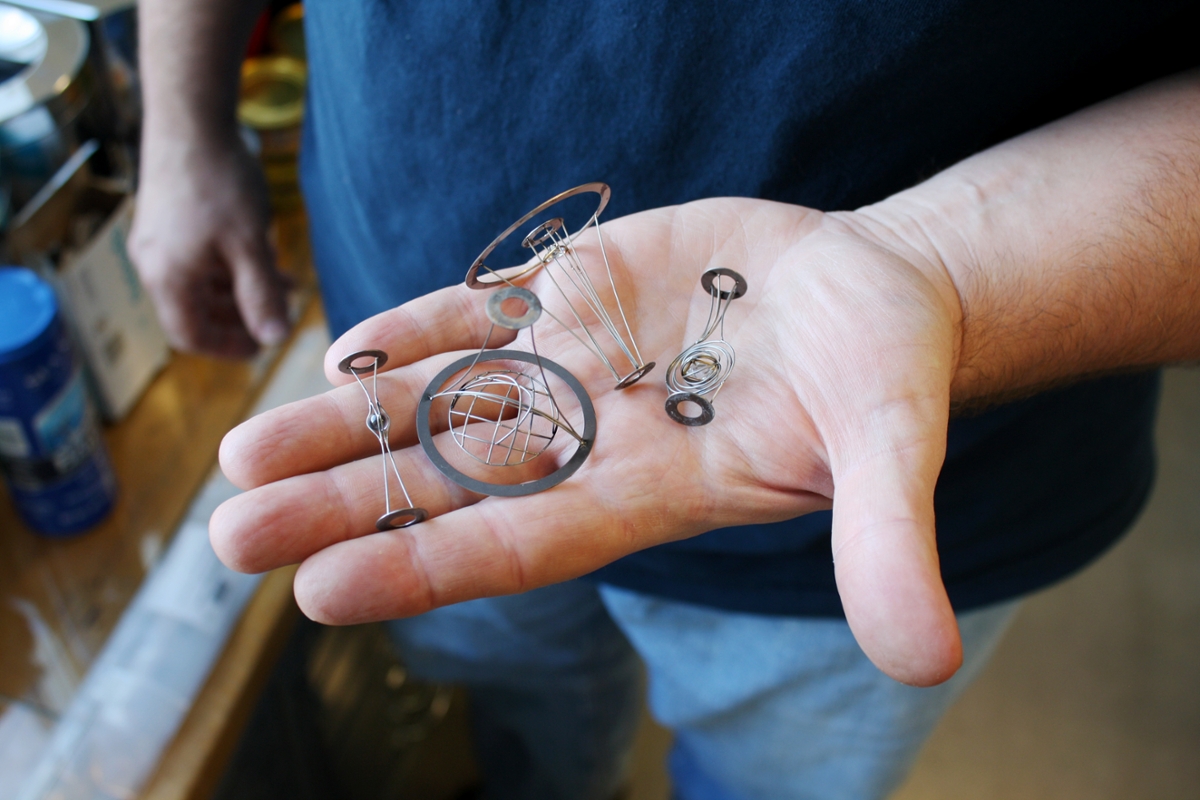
376, 507, 428, 530
700, 267, 748, 300
665, 392, 715, 426
614, 361, 657, 389
338, 349, 389, 375
486, 286, 543, 330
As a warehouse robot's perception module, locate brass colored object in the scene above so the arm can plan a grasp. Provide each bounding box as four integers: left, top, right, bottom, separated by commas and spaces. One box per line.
238, 56, 306, 211
238, 56, 306, 130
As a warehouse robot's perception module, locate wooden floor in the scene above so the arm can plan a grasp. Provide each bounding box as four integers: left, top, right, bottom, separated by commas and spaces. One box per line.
627, 367, 1200, 800
893, 367, 1200, 800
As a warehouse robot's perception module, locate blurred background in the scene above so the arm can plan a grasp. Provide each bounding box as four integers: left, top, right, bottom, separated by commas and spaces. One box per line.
0, 2, 1196, 799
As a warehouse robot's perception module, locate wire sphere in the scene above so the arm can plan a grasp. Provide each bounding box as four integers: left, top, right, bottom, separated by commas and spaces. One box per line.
418, 350, 597, 497
446, 370, 559, 467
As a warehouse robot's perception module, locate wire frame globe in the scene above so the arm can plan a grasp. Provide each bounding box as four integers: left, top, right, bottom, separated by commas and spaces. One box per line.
445, 369, 560, 467
417, 350, 597, 497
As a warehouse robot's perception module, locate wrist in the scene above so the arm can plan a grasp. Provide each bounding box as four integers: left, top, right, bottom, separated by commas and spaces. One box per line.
843, 158, 1037, 408
139, 122, 248, 187
142, 109, 242, 152
825, 199, 971, 395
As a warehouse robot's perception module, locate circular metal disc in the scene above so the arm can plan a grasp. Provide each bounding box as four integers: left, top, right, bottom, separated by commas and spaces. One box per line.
376, 507, 428, 530
614, 361, 656, 389
486, 286, 543, 330
417, 350, 597, 496
465, 183, 611, 289
665, 392, 715, 426
700, 268, 748, 300
338, 349, 389, 375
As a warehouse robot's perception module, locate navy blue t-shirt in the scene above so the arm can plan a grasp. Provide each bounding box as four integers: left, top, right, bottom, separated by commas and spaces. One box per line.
300, 0, 1196, 616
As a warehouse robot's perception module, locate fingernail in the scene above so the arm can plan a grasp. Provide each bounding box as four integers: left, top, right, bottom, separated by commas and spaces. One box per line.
258, 319, 290, 346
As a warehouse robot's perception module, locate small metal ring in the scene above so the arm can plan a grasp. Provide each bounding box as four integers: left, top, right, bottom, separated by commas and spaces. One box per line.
614, 361, 656, 389
521, 217, 565, 251
338, 349, 389, 375
466, 183, 611, 289
665, 392, 715, 426
418, 350, 596, 496
700, 268, 748, 300
486, 286, 543, 330
376, 507, 428, 530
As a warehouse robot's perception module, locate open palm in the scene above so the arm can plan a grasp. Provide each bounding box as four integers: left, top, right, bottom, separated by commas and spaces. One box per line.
212, 197, 966, 686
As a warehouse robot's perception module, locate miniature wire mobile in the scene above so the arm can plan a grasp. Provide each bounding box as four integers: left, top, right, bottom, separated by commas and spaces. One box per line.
338, 350, 428, 529
417, 286, 597, 497
464, 183, 655, 389
665, 268, 748, 426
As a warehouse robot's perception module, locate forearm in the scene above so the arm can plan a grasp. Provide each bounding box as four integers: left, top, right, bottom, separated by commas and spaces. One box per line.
854, 68, 1200, 406
139, 0, 269, 147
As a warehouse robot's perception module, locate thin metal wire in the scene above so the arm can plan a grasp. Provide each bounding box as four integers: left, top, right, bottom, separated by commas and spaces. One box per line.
667, 339, 738, 400
345, 354, 424, 527
432, 324, 585, 468
472, 185, 655, 388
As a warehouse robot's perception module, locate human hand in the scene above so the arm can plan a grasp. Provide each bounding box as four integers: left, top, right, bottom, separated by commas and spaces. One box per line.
212, 198, 966, 686
130, 133, 291, 358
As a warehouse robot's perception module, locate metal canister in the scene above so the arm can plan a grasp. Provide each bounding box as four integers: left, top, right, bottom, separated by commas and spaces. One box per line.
0, 266, 116, 536
0, 5, 93, 212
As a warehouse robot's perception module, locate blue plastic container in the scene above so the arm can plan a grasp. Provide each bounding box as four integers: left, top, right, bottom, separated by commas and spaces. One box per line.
0, 266, 116, 535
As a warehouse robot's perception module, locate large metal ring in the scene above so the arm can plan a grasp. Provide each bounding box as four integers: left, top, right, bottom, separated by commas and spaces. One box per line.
465, 183, 611, 289
700, 268, 748, 300
665, 392, 715, 426
486, 286, 542, 330
338, 349, 389, 375
417, 350, 597, 496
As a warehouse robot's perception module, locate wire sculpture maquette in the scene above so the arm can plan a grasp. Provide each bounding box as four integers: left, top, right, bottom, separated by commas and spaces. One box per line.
665, 267, 748, 426
464, 183, 655, 389
416, 286, 597, 497
338, 349, 428, 529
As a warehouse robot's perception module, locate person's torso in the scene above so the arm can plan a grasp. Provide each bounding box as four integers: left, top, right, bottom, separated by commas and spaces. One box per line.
300, 0, 1194, 615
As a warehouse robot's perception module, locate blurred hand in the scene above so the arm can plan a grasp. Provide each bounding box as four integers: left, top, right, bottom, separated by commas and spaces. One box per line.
130, 133, 291, 358
211, 198, 966, 686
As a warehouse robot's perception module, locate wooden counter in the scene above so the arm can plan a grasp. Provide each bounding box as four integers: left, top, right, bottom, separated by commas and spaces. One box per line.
0, 212, 317, 798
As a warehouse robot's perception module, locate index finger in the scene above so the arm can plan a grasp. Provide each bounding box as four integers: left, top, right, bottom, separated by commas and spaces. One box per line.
323, 284, 514, 385
289, 478, 649, 624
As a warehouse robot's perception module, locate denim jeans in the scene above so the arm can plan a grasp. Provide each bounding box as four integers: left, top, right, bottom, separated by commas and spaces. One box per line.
387, 581, 1019, 800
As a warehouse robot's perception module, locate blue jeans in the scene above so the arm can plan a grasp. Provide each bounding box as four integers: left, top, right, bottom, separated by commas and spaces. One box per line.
387, 581, 1018, 800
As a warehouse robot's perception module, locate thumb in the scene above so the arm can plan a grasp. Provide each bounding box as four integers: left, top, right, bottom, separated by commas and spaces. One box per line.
829, 402, 961, 687
225, 235, 292, 347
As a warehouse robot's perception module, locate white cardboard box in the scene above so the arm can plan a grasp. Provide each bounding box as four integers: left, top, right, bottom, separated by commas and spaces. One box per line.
55, 196, 169, 421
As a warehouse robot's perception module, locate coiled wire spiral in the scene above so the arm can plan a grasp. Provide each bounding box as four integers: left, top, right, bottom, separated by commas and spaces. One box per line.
664, 268, 747, 426
666, 339, 737, 398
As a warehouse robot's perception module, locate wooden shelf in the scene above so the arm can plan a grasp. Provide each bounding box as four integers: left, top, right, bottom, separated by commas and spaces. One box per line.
0, 212, 317, 799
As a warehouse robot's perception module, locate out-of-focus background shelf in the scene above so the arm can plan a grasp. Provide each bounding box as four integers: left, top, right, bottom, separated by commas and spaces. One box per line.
140, 565, 300, 800
0, 212, 317, 799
